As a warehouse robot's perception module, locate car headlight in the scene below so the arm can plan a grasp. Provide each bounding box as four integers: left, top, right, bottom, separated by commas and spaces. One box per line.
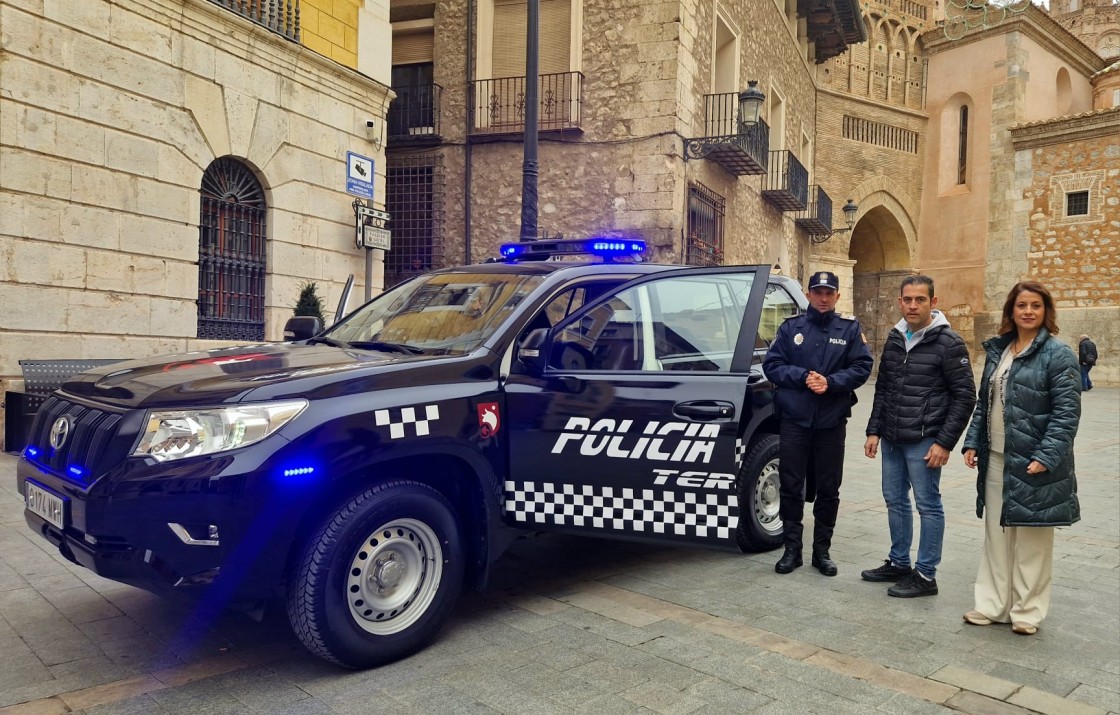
132, 400, 308, 462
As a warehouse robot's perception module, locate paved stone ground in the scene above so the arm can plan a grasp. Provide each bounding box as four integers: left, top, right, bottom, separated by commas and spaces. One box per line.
1, 385, 1117, 714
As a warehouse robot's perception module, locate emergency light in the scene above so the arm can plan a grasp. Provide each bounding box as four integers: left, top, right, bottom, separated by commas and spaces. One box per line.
500, 237, 647, 262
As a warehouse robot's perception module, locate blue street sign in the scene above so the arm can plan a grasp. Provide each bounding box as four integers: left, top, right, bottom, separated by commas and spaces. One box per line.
346, 152, 374, 199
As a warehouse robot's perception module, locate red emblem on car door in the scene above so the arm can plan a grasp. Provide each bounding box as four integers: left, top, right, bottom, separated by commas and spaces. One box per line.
477, 402, 500, 437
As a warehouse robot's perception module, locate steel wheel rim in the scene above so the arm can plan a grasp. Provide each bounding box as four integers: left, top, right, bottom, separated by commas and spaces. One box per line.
346, 518, 444, 635
754, 457, 782, 535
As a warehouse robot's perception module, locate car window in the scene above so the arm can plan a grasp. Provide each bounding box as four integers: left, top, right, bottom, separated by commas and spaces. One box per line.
550, 273, 754, 373
328, 272, 544, 355
757, 283, 801, 347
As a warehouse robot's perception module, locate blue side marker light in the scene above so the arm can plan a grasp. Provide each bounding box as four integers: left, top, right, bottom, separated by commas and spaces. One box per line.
25, 446, 40, 459
283, 466, 316, 477
67, 465, 87, 480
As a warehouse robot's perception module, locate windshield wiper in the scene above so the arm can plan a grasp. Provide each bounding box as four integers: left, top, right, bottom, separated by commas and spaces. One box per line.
306, 335, 352, 349
349, 340, 425, 355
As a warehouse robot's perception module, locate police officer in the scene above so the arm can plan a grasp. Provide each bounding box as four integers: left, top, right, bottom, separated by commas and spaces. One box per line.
763, 271, 873, 576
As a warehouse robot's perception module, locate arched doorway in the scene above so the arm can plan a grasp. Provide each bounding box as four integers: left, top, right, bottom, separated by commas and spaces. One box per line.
849, 205, 911, 358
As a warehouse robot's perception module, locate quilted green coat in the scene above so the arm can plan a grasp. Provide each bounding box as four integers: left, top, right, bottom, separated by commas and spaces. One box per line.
962, 329, 1081, 527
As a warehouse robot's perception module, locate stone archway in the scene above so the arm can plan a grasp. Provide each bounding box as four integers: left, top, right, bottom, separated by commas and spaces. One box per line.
849, 205, 912, 359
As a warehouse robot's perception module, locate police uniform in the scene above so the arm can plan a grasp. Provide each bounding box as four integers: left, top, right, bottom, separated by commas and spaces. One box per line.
762, 271, 873, 574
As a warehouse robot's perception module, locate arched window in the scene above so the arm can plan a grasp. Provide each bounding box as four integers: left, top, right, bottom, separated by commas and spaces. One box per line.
957, 105, 968, 185
197, 157, 267, 340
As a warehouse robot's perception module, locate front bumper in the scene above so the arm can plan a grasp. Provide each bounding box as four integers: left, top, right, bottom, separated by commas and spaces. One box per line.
16, 450, 307, 602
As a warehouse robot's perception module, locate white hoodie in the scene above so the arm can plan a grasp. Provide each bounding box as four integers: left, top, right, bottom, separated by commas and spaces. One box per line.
894, 309, 951, 353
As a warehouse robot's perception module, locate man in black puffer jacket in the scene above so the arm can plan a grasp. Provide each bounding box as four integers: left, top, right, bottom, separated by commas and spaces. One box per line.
861, 275, 975, 598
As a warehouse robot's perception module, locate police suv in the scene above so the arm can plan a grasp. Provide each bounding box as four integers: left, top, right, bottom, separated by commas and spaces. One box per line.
17, 238, 807, 668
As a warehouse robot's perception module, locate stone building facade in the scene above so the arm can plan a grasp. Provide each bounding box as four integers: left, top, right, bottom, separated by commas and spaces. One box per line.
0, 0, 393, 446
384, 0, 865, 294
920, 5, 1115, 381
1049, 0, 1120, 61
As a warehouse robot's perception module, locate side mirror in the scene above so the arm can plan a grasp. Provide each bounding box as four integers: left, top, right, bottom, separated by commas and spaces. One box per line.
284, 316, 323, 341
517, 328, 550, 373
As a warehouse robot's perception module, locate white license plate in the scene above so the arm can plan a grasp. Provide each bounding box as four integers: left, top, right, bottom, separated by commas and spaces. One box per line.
26, 481, 66, 529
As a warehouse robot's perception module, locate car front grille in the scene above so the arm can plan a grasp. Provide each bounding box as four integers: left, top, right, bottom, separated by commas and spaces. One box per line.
27, 396, 127, 484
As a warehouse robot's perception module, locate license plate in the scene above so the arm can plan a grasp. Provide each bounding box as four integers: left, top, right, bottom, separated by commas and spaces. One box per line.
26, 481, 66, 529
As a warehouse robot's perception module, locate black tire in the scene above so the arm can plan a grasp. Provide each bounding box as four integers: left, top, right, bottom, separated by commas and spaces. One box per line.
735, 434, 783, 552
287, 480, 464, 668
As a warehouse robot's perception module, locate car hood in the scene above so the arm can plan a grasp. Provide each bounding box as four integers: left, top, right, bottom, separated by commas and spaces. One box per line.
58, 343, 415, 408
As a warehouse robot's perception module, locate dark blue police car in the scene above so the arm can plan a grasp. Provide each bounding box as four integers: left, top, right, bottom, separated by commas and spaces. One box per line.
17, 238, 807, 668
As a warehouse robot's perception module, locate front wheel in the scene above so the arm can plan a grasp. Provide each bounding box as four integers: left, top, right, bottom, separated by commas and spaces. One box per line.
287, 480, 464, 668
735, 434, 783, 552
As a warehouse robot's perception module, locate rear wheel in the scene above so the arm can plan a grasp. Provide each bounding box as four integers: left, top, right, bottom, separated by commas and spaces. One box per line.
287, 480, 464, 668
735, 434, 783, 552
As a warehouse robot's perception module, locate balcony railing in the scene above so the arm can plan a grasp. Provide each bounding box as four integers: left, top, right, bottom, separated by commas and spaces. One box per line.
388, 83, 442, 144
208, 0, 300, 42
794, 185, 834, 237
469, 72, 583, 135
761, 150, 809, 212
684, 93, 769, 176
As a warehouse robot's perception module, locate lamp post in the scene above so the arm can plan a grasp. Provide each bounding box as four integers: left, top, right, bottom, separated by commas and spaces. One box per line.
519, 0, 540, 242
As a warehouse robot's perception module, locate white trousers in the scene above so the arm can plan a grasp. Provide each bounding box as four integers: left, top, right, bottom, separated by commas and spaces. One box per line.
973, 450, 1055, 627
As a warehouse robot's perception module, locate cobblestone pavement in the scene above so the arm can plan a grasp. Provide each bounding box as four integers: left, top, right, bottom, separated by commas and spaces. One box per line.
1, 386, 1117, 715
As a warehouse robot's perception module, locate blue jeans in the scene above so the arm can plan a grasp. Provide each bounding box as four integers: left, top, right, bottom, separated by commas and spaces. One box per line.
1081, 364, 1093, 390
881, 437, 944, 579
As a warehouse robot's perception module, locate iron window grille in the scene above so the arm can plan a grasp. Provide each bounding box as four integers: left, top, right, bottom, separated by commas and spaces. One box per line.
686, 182, 725, 267
385, 154, 445, 289
1066, 190, 1089, 217
198, 157, 267, 341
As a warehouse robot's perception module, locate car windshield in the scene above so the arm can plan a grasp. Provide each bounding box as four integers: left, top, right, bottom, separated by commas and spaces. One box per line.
324, 272, 545, 356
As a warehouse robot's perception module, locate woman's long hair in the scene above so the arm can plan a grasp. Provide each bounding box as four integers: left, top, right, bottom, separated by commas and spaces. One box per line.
998, 281, 1060, 336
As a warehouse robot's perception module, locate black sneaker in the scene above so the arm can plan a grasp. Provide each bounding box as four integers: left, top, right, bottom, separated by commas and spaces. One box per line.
861, 560, 913, 582
887, 572, 938, 598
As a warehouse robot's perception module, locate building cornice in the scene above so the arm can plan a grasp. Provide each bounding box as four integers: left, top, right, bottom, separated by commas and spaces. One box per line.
921, 5, 1106, 78
167, 0, 395, 109
1010, 106, 1120, 148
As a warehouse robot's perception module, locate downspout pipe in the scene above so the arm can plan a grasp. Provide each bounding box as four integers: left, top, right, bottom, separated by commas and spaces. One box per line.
465, 0, 475, 263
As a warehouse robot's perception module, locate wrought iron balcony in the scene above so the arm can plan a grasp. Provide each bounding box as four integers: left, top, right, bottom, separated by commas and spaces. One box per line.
794, 185, 833, 236
685, 93, 769, 176
761, 150, 809, 212
207, 0, 300, 42
388, 83, 442, 144
469, 72, 583, 135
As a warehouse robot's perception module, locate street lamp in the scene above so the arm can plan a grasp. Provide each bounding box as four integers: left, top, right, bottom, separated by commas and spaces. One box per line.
841, 198, 859, 231
738, 80, 765, 133
811, 198, 860, 244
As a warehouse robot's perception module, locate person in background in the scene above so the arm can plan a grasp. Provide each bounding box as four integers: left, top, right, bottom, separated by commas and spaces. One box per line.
961, 281, 1081, 636
1078, 334, 1097, 392
763, 271, 873, 577
862, 275, 975, 598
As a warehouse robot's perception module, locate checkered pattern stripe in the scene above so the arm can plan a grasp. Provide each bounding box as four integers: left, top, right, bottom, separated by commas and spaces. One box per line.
503, 481, 738, 540
374, 404, 440, 439
734, 438, 748, 469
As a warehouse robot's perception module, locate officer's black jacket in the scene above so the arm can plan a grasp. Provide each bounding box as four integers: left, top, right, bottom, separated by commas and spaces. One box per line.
865, 323, 976, 448
762, 307, 873, 429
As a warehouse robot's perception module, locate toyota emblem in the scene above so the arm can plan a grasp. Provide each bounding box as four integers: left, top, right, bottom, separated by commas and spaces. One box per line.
49, 417, 72, 450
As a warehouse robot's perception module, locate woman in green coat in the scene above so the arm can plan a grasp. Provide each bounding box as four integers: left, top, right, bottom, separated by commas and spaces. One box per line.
961, 282, 1081, 636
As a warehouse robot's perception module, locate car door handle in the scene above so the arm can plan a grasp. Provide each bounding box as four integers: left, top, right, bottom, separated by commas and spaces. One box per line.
673, 401, 736, 421
747, 373, 765, 384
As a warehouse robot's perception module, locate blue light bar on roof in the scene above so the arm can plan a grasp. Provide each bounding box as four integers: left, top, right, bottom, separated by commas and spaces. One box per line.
499, 237, 647, 262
